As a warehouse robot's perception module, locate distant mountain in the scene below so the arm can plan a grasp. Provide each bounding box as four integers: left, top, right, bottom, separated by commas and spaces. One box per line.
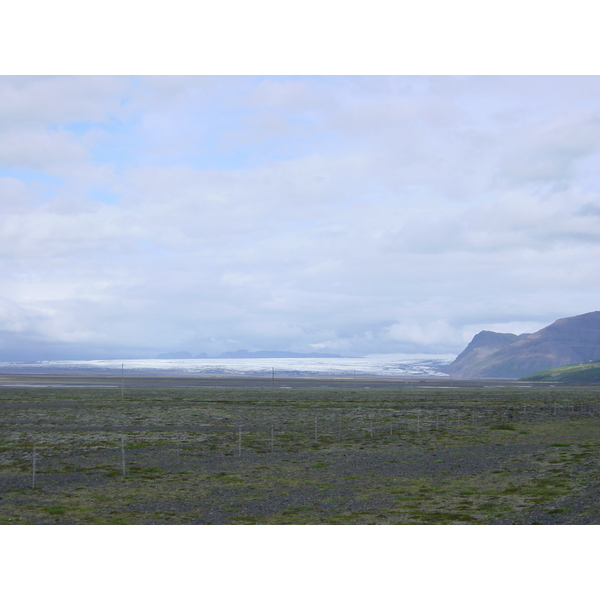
156, 351, 193, 359
446, 331, 528, 377
445, 311, 600, 378
219, 350, 342, 359
156, 352, 208, 359
154, 350, 340, 360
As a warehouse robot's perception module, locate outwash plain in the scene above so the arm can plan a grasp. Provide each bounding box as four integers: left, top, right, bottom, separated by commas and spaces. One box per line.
1, 374, 600, 525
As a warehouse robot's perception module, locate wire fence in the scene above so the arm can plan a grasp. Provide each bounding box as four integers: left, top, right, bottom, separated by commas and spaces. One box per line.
2, 398, 598, 489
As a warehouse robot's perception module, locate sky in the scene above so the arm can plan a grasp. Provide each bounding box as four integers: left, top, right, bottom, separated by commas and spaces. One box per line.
1, 75, 600, 360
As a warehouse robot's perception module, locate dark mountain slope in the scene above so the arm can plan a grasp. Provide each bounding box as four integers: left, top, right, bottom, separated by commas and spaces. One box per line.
445, 331, 526, 378
446, 311, 600, 379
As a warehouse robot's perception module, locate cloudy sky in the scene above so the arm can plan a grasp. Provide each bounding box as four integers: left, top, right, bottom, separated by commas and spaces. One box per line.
1, 75, 600, 360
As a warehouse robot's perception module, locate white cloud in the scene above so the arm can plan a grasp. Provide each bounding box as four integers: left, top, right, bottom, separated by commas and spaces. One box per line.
386, 321, 459, 346
0, 76, 128, 130
0, 128, 88, 169
2, 76, 600, 360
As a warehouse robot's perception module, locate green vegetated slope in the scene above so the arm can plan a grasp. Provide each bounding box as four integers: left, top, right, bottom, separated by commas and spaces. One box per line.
521, 360, 600, 383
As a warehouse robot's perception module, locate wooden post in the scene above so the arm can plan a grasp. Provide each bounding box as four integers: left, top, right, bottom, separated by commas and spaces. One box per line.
32, 444, 36, 489
121, 436, 126, 476
238, 425, 242, 458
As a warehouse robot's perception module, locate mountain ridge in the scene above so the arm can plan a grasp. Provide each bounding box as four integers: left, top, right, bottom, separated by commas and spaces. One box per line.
445, 311, 600, 378
219, 350, 342, 359
156, 350, 342, 359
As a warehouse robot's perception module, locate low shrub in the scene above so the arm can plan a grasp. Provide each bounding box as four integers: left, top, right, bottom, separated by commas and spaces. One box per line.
490, 423, 516, 431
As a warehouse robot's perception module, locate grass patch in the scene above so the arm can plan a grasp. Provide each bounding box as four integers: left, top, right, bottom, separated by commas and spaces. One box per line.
410, 511, 478, 523
44, 505, 67, 515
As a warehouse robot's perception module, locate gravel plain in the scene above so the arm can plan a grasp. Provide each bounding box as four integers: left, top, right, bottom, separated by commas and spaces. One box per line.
1, 375, 599, 524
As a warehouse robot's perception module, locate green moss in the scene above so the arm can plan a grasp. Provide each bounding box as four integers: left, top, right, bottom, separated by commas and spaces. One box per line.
45, 506, 67, 515
410, 511, 478, 523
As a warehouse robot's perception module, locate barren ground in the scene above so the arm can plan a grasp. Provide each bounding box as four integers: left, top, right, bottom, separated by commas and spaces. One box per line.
1, 376, 599, 524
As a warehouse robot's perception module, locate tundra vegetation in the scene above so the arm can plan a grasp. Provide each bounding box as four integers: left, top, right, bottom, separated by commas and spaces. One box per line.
0, 377, 599, 524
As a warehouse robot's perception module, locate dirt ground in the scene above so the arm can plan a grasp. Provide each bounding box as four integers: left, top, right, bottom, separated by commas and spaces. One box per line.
1, 377, 599, 524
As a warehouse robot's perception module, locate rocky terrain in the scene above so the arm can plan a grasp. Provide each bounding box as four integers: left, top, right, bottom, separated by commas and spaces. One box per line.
1, 378, 600, 525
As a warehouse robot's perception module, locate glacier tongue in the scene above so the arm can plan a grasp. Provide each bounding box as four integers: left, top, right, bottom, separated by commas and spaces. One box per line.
0, 354, 455, 378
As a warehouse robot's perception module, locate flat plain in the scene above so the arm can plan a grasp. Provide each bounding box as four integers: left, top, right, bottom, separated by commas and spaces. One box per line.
1, 375, 599, 524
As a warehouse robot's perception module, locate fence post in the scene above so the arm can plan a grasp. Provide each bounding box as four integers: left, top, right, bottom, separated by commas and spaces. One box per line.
32, 444, 36, 489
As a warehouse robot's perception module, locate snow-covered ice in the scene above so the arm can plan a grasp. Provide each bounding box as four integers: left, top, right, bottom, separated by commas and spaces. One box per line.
0, 354, 454, 378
